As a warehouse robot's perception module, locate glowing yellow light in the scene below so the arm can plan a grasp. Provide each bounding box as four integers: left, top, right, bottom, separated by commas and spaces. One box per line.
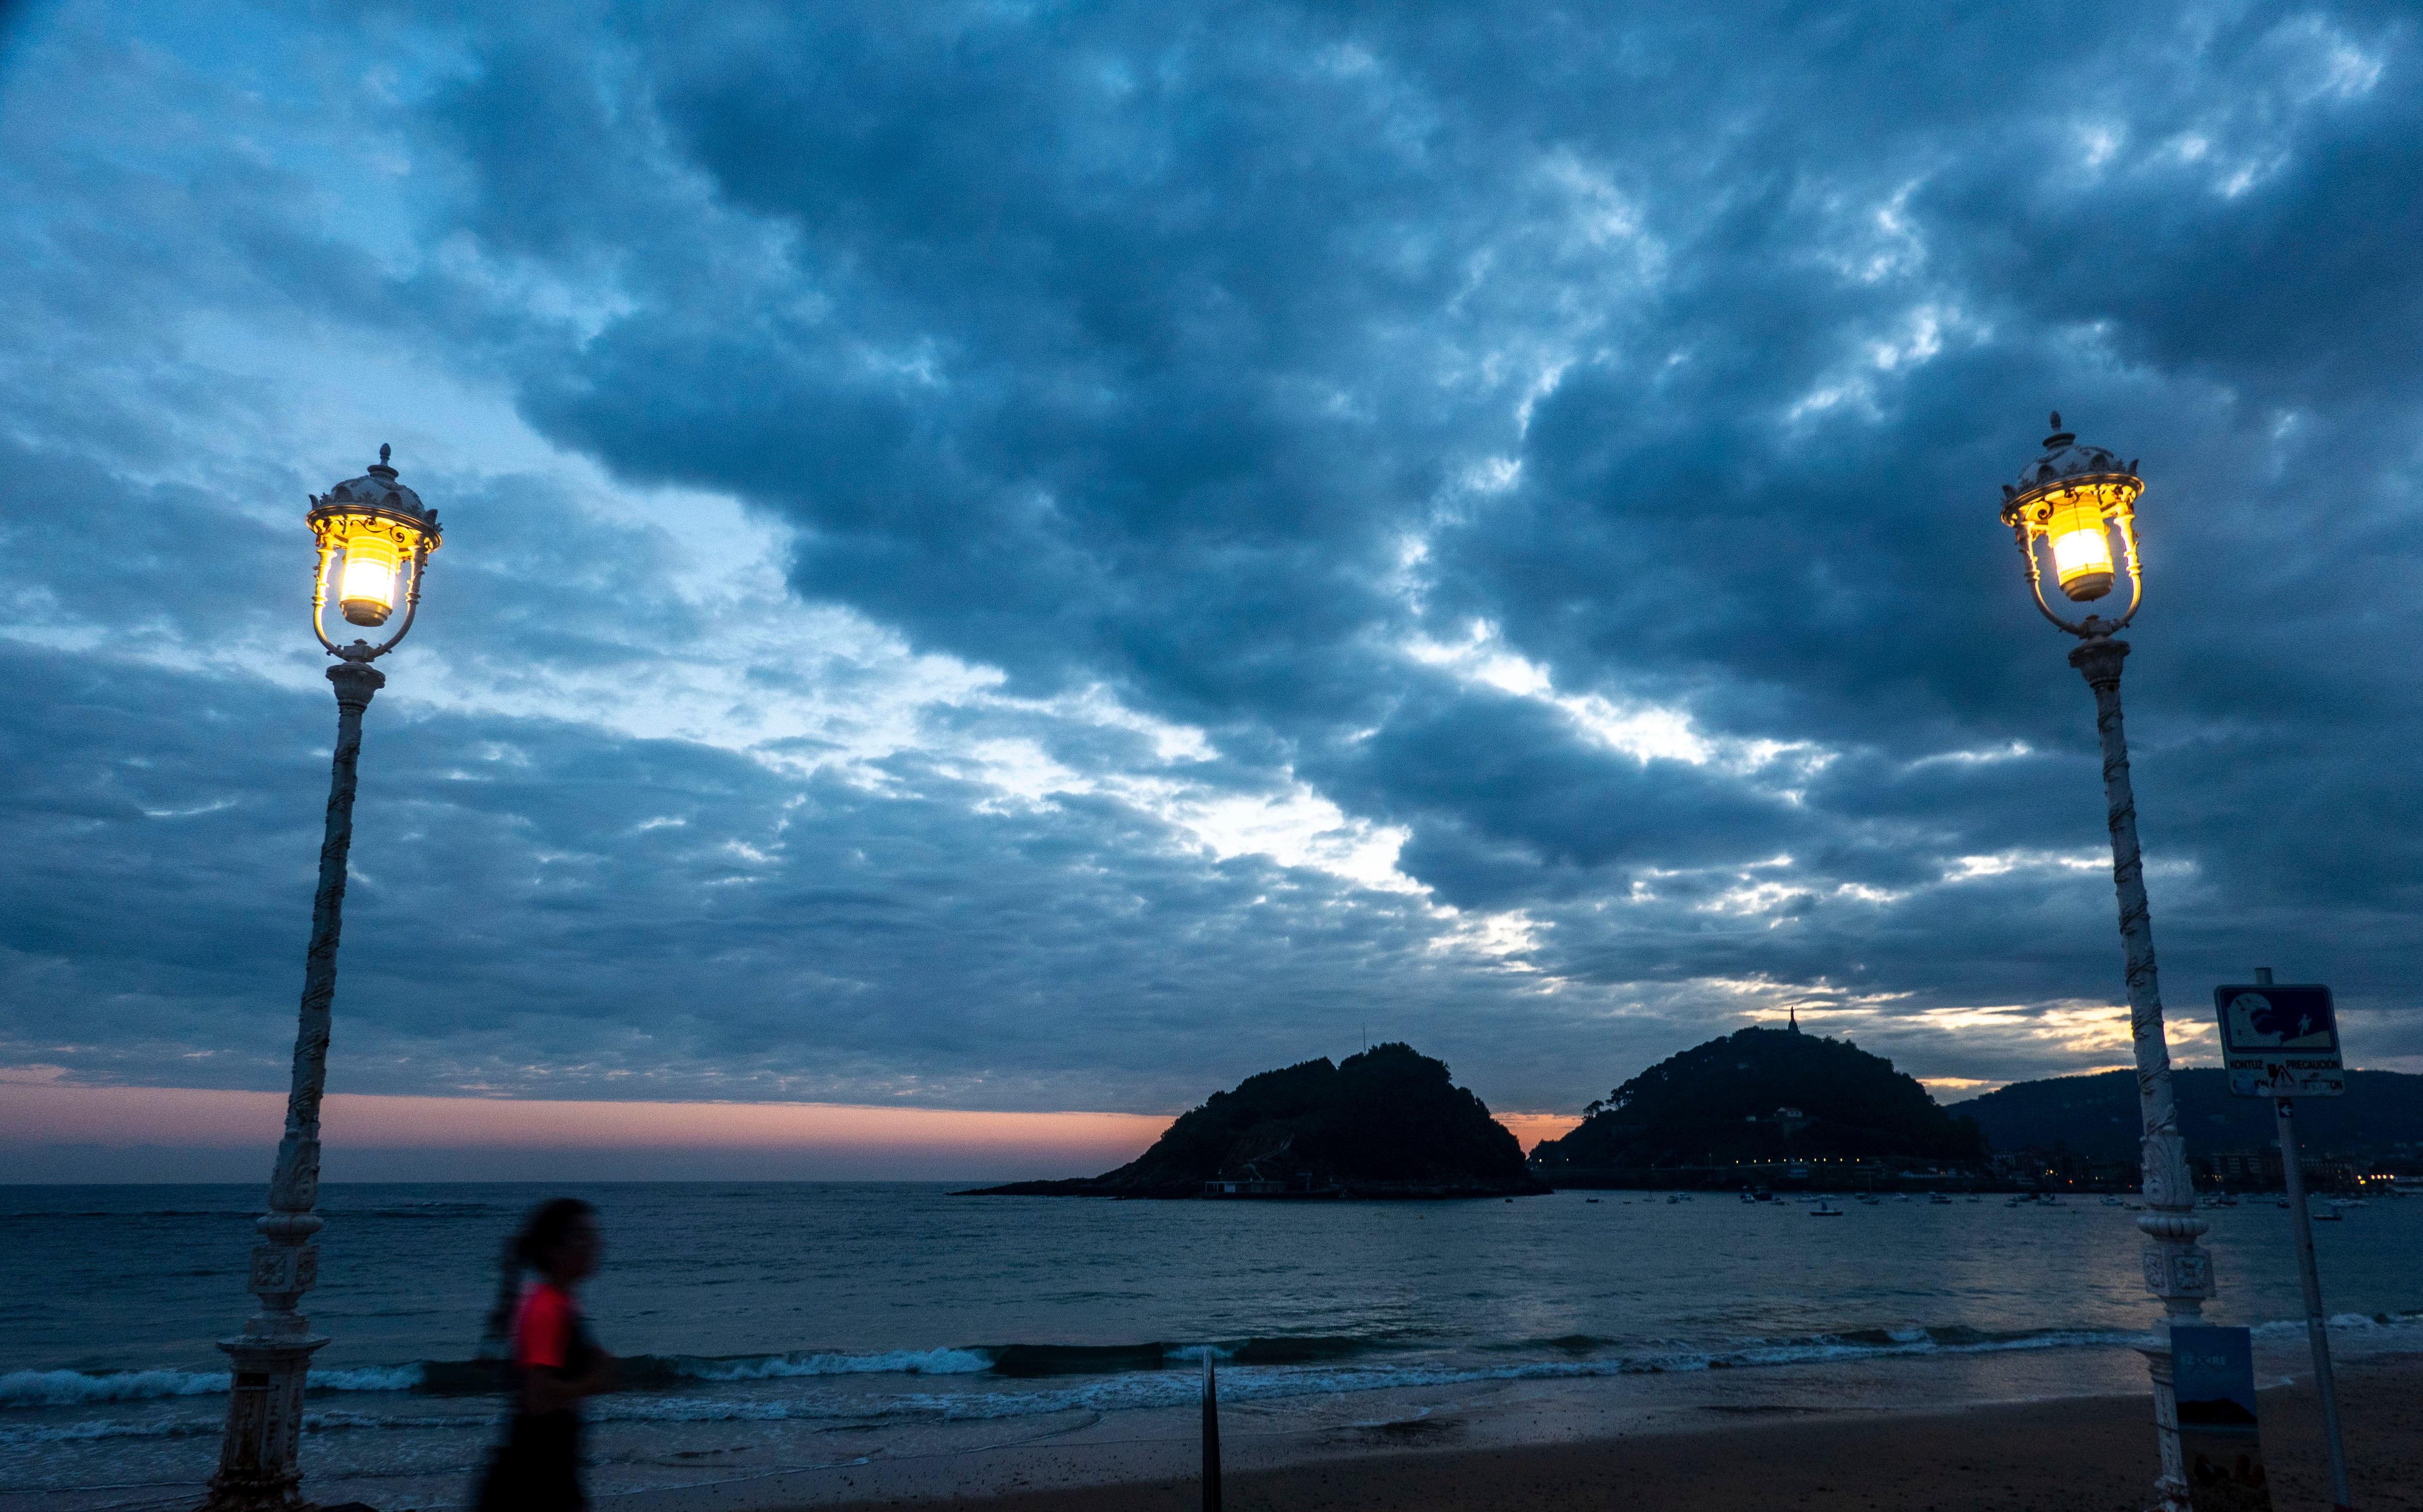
2045, 488, 2114, 601
339, 531, 402, 626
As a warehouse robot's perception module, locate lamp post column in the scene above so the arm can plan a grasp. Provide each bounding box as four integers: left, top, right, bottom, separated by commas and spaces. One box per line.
2070, 635, 2212, 1512
201, 658, 385, 1512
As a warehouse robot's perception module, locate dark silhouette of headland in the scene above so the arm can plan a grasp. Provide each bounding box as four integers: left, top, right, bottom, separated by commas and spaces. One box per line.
1529, 1022, 1985, 1188
961, 1042, 1550, 1199
1953, 1067, 2423, 1163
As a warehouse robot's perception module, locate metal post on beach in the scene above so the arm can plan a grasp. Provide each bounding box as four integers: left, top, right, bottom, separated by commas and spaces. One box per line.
1995, 416, 2213, 1512
1202, 1351, 1223, 1512
2257, 971, 2355, 1511
199, 449, 441, 1512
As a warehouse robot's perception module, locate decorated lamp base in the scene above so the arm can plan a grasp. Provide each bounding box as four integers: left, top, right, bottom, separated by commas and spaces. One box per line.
198, 1324, 328, 1511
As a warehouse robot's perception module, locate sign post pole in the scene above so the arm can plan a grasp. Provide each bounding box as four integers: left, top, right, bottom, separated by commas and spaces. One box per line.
2215, 966, 2354, 1512
1201, 1351, 1222, 1512
2273, 1093, 2351, 1510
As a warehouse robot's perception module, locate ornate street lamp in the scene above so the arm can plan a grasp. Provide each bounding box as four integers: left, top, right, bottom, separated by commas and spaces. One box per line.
201, 446, 441, 1512
1999, 413, 2211, 1512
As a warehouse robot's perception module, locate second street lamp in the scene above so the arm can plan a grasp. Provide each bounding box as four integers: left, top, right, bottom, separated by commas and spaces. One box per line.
200, 446, 441, 1512
1998, 413, 2211, 1512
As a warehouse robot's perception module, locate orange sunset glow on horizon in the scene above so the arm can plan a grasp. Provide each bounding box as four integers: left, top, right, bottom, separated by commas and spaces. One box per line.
0, 1083, 1582, 1184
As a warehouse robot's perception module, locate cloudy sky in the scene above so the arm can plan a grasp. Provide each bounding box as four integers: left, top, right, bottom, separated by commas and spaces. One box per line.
4, 2, 2420, 1175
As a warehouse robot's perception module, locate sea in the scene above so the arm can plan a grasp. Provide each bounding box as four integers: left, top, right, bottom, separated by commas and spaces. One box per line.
5, 1182, 2420, 1509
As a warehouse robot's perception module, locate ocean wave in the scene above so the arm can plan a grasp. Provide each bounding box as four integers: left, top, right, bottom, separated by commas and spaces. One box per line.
0, 1368, 229, 1406
0, 1344, 1069, 1413
856, 1315, 2421, 1422
2251, 1310, 2422, 1337
0, 1404, 499, 1449
1223, 1335, 1383, 1366
0, 1415, 221, 1447
16, 1311, 2417, 1436
0, 1363, 423, 1408
589, 1339, 1370, 1388
585, 1327, 2186, 1426
680, 1347, 995, 1381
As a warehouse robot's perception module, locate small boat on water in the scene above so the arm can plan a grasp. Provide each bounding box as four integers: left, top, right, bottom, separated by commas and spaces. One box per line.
1811, 1199, 1845, 1217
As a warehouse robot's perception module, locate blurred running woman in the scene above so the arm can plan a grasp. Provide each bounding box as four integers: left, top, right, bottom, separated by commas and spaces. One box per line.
476, 1197, 617, 1511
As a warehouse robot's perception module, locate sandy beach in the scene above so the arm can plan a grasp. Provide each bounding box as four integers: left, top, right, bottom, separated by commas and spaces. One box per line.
625, 1351, 2423, 1512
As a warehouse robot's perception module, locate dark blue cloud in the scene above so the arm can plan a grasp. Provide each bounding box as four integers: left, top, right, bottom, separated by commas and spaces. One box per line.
3, 0, 2420, 1119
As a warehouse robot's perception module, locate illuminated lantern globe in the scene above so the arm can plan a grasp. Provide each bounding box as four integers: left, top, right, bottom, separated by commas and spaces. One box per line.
1999, 412, 2143, 624
307, 444, 441, 645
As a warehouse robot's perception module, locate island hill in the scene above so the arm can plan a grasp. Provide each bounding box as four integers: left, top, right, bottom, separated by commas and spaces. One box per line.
964, 1042, 1551, 1199
1529, 1019, 1987, 1189
969, 1022, 2423, 1202
1951, 1065, 2423, 1190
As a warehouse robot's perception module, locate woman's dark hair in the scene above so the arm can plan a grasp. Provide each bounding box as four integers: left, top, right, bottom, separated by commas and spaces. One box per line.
481, 1198, 597, 1357
515, 1198, 597, 1268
